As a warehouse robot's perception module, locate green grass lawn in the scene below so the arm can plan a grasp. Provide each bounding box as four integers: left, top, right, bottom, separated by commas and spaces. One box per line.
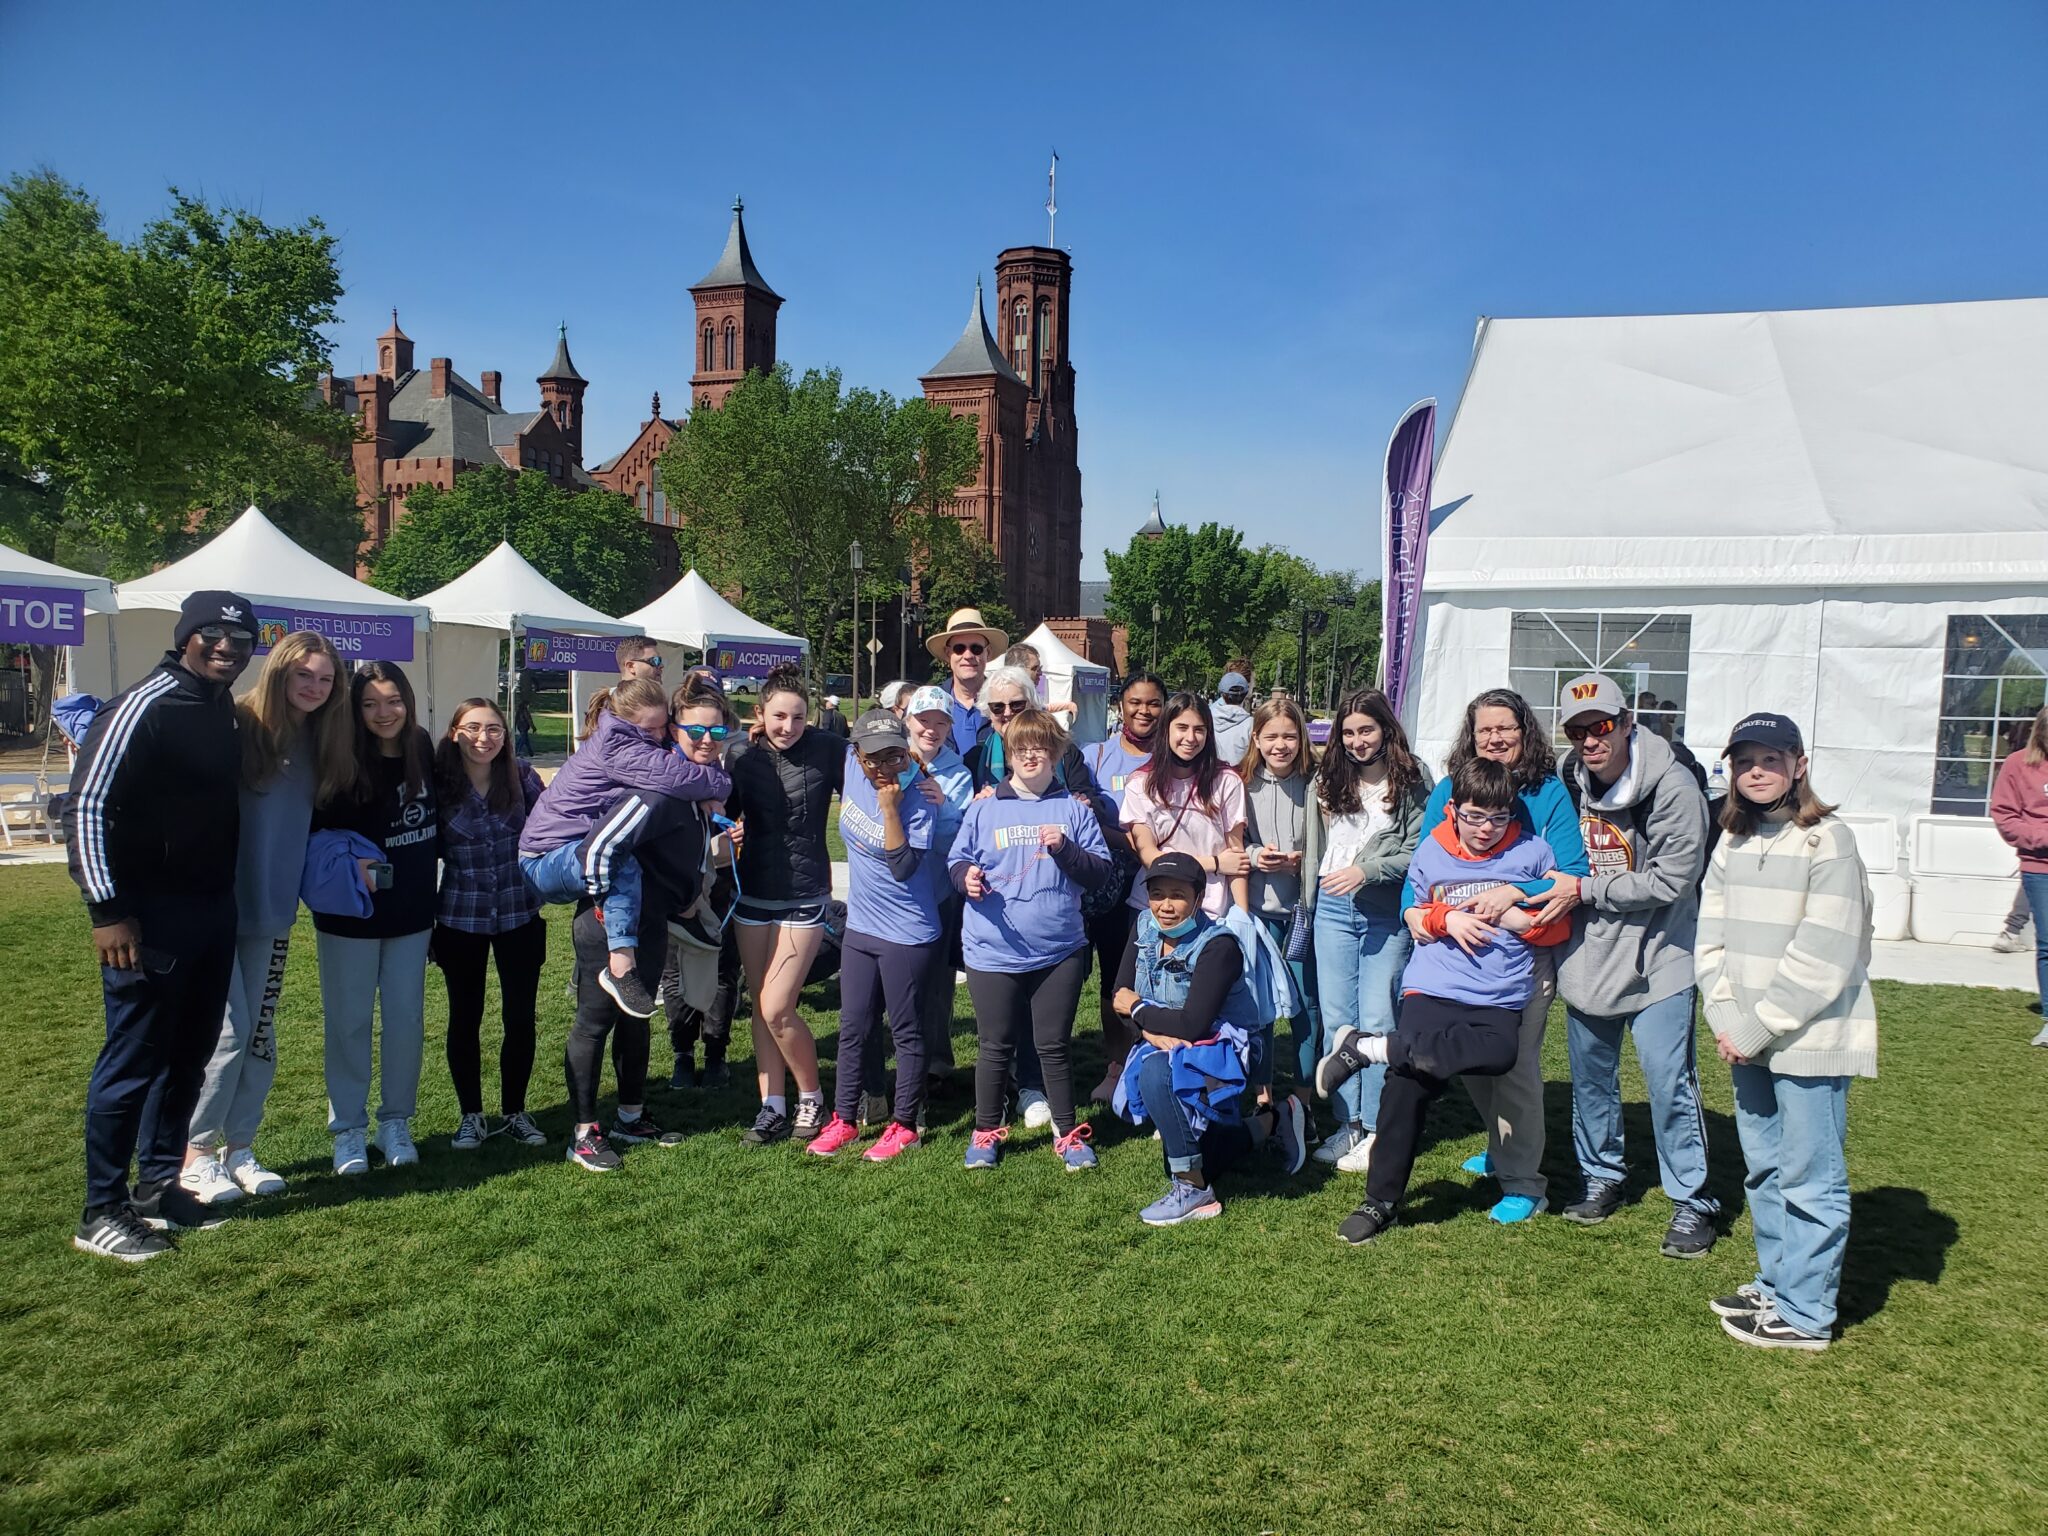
1, 863, 2044, 1534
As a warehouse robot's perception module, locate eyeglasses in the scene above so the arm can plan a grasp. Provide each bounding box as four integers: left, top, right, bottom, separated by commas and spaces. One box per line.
1010, 746, 1051, 763
1474, 725, 1522, 739
987, 699, 1026, 716
1564, 716, 1621, 743
677, 724, 730, 742
197, 626, 255, 652
1454, 808, 1513, 829
456, 724, 507, 740
950, 642, 986, 656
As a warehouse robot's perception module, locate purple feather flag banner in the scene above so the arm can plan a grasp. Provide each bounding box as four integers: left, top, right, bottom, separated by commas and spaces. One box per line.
1379, 399, 1436, 716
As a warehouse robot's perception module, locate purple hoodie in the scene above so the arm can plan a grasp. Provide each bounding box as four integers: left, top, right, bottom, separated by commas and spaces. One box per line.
519, 707, 730, 856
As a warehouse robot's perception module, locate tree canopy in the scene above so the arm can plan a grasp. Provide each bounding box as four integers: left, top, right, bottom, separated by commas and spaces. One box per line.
660, 365, 991, 685
368, 466, 653, 615
0, 171, 360, 574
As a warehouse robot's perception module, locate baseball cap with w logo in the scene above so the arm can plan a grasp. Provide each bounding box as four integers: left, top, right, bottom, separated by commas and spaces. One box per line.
1558, 673, 1626, 720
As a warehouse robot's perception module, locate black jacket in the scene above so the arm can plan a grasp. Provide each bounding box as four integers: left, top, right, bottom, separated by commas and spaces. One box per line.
63, 652, 241, 926
728, 728, 845, 903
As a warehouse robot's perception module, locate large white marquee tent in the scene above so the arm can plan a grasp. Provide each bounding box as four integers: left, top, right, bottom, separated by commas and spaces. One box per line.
621, 569, 810, 663
1021, 622, 1110, 745
1410, 296, 2048, 941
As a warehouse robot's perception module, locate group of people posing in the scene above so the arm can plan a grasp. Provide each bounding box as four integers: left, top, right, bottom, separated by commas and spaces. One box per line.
66, 597, 1880, 1352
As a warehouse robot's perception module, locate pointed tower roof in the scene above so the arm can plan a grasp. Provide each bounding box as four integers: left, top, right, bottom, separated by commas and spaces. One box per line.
691, 197, 781, 300
379, 308, 409, 341
923, 278, 1025, 384
539, 323, 586, 384
1138, 491, 1168, 538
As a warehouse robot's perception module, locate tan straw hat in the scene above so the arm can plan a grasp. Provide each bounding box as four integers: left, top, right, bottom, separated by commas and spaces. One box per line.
925, 606, 1010, 662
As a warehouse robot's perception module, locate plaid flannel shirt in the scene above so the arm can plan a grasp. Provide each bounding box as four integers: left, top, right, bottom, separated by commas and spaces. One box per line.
437, 762, 545, 935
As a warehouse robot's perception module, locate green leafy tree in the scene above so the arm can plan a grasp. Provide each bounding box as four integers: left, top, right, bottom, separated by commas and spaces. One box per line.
660, 365, 982, 688
0, 171, 357, 573
1104, 521, 1292, 690
369, 466, 652, 614
1251, 552, 1382, 712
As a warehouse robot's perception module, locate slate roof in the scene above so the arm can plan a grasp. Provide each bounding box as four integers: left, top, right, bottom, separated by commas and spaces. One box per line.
539, 325, 586, 383
923, 278, 1024, 385
383, 368, 507, 463
692, 199, 781, 299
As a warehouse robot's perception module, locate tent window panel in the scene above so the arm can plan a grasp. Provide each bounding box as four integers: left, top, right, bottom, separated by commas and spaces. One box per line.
1509, 610, 1693, 748
1934, 614, 2048, 815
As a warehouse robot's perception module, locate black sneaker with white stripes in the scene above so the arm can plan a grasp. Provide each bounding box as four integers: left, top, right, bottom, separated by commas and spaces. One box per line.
131, 1179, 230, 1232
74, 1204, 173, 1262
1721, 1307, 1829, 1352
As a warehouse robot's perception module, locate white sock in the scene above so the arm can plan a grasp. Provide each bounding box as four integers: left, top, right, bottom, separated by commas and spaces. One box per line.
618, 1104, 642, 1122
576, 1121, 599, 1138
764, 1095, 788, 1116
798, 1089, 823, 1108
1361, 1035, 1390, 1064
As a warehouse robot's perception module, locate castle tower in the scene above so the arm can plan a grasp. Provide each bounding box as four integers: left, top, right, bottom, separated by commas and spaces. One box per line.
689, 198, 782, 411
536, 324, 587, 465
377, 309, 414, 380
994, 246, 1081, 617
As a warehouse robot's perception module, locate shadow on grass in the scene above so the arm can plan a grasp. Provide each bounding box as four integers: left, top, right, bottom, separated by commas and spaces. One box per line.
1839, 1185, 1959, 1327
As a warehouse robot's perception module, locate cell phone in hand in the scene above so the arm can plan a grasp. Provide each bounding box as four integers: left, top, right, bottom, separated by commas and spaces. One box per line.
370, 861, 394, 891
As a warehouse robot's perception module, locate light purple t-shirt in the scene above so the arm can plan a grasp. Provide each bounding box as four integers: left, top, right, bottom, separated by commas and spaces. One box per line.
840, 750, 939, 945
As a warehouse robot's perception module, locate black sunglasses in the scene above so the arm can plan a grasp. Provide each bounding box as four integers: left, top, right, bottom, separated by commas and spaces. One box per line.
987, 699, 1026, 716
197, 625, 255, 651
950, 641, 986, 656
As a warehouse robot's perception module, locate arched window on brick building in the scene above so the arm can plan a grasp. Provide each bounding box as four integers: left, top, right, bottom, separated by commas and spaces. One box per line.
636, 482, 648, 515
702, 323, 714, 371
652, 464, 667, 524
722, 320, 736, 371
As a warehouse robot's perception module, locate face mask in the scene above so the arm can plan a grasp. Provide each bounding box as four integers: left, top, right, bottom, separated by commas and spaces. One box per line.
1157, 913, 1199, 940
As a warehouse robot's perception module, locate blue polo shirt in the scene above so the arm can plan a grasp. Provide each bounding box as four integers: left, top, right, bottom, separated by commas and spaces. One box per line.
948, 690, 985, 756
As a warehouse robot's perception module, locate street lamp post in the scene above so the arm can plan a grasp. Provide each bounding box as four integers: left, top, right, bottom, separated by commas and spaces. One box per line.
1150, 602, 1161, 673
850, 539, 865, 707
896, 565, 912, 684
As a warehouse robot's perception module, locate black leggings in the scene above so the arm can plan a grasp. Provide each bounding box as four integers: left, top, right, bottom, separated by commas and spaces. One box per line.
835, 929, 931, 1128
1084, 902, 1136, 1069
565, 901, 662, 1125
435, 918, 547, 1115
967, 948, 1090, 1134
1365, 992, 1522, 1207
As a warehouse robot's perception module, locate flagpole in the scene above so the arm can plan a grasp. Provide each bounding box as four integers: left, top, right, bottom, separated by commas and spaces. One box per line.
1046, 150, 1058, 246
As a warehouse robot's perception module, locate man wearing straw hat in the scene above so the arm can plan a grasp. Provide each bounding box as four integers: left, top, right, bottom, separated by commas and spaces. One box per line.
926, 606, 1010, 757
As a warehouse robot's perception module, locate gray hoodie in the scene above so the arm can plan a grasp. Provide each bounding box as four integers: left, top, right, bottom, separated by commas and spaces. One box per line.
1211, 698, 1253, 767
1557, 726, 1708, 1016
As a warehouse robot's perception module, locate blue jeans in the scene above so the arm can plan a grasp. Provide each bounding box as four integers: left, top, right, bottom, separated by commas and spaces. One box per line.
1565, 988, 1718, 1213
1139, 1048, 1252, 1177
2024, 872, 2048, 1004
1731, 1065, 1850, 1335
1312, 898, 1410, 1129
522, 844, 642, 954
1255, 911, 1320, 1091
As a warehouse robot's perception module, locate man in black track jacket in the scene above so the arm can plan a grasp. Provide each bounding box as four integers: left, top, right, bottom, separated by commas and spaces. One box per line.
64, 590, 256, 1261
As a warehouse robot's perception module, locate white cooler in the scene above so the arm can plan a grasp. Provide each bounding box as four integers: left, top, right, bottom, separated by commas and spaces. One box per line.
1907, 815, 2021, 948
1837, 813, 1912, 942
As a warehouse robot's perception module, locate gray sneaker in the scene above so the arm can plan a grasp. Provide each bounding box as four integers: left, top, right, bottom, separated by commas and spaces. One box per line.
1561, 1180, 1626, 1225
1661, 1205, 1717, 1259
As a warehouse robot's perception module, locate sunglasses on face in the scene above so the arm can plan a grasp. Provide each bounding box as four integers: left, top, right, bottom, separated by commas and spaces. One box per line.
677, 724, 730, 742
987, 699, 1026, 716
950, 642, 986, 656
1564, 716, 1621, 743
197, 626, 255, 652
1454, 808, 1513, 829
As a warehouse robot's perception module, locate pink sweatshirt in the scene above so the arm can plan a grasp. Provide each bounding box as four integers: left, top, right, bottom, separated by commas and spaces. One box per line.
1990, 750, 2048, 873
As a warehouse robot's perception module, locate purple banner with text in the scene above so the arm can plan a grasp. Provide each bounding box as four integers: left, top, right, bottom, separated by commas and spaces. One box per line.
522, 628, 628, 673
710, 640, 807, 677
0, 584, 89, 645
1379, 399, 1436, 716
255, 608, 414, 661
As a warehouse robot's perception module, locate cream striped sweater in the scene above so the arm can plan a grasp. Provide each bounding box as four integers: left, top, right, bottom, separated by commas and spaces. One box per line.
1695, 812, 1878, 1078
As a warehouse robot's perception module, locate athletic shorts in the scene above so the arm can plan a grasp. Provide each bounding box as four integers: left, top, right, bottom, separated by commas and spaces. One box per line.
733, 896, 829, 930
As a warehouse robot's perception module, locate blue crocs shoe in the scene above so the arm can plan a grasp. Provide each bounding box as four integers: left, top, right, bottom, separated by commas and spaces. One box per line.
1462, 1151, 1495, 1177
1054, 1124, 1097, 1172
1140, 1177, 1224, 1227
1488, 1194, 1547, 1225
963, 1126, 1008, 1170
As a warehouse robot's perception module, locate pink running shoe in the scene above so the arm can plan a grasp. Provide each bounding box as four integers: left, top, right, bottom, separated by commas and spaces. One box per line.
806, 1114, 862, 1157
863, 1122, 920, 1162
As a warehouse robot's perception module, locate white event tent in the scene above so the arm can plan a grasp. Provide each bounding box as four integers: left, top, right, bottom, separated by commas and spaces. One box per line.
1021, 622, 1110, 744
622, 568, 810, 663
71, 505, 434, 716
415, 541, 637, 729
1410, 296, 2048, 941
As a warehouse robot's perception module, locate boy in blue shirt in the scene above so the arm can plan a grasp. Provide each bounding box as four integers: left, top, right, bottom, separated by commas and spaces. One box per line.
1315, 758, 1569, 1245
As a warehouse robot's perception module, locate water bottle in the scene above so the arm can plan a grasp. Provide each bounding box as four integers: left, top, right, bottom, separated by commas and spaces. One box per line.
1707, 758, 1728, 801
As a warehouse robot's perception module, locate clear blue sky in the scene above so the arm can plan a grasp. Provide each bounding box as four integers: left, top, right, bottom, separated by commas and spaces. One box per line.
4, 2, 2044, 580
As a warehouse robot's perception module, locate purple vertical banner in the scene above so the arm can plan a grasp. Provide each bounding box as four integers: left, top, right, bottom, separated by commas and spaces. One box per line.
1379, 398, 1436, 716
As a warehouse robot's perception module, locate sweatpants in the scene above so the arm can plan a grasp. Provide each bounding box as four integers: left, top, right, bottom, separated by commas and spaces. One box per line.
968, 947, 1090, 1135
834, 929, 931, 1127
1460, 943, 1554, 1199
81, 900, 236, 1217
188, 931, 292, 1150
564, 900, 661, 1125
319, 928, 432, 1134
664, 925, 739, 1068
1364, 992, 1523, 1207
435, 918, 547, 1116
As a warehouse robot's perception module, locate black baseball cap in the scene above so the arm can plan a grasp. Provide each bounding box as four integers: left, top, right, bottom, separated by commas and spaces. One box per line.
174, 590, 259, 647
1142, 852, 1206, 892
1726, 712, 1804, 756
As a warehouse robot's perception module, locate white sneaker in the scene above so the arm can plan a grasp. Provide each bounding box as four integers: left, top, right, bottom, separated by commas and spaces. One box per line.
1335, 1130, 1378, 1174
451, 1112, 488, 1150
1991, 928, 2026, 953
1018, 1089, 1053, 1130
333, 1128, 369, 1176
224, 1147, 286, 1196
1314, 1124, 1363, 1166
376, 1119, 419, 1167
2032, 1022, 2048, 1048
179, 1154, 245, 1206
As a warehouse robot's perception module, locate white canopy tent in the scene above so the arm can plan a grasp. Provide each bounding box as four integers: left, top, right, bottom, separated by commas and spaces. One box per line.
71, 505, 436, 719
1021, 622, 1111, 745
611, 567, 810, 726
415, 541, 637, 731
1411, 297, 2048, 910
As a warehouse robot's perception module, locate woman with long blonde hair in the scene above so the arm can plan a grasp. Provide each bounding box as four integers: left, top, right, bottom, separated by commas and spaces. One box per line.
179, 631, 354, 1204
